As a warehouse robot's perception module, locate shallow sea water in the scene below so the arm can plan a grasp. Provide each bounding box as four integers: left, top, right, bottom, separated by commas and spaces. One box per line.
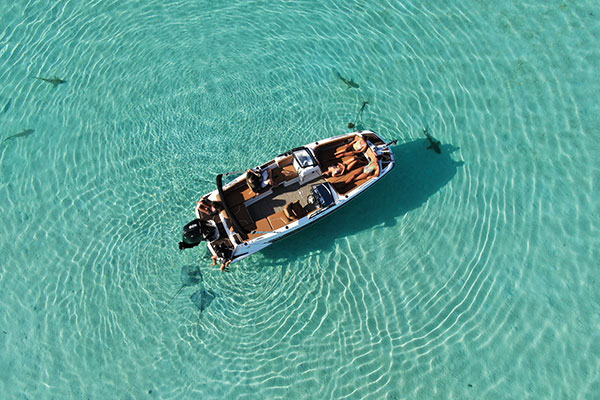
0, 0, 599, 398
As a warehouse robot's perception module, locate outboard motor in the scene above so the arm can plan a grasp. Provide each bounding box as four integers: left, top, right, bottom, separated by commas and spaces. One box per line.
178, 219, 219, 250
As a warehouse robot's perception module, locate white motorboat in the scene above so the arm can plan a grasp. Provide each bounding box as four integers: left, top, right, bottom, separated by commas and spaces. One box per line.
178, 130, 396, 266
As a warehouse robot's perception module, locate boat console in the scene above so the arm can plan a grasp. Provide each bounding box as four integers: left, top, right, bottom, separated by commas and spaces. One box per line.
292, 148, 321, 185
308, 183, 334, 209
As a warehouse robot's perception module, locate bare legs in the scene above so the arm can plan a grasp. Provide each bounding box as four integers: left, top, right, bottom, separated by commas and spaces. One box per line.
212, 254, 231, 271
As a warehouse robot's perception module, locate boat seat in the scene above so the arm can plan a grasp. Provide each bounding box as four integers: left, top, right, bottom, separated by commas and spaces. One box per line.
221, 183, 246, 206
284, 201, 306, 220
269, 167, 286, 186
325, 154, 367, 186
281, 164, 298, 180
314, 137, 355, 168
219, 209, 248, 241
218, 180, 258, 207
330, 149, 378, 194
332, 176, 372, 195
230, 203, 256, 232
268, 201, 306, 230
277, 154, 294, 167
267, 211, 289, 230
239, 184, 256, 202
269, 165, 298, 186
247, 218, 272, 240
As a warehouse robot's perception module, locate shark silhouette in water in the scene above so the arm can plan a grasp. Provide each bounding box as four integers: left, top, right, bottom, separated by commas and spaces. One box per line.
35, 76, 66, 87
3, 129, 34, 142
423, 127, 441, 154
334, 71, 359, 89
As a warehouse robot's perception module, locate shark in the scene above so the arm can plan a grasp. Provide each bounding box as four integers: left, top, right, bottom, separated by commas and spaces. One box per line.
423, 127, 441, 154
334, 71, 359, 89
3, 128, 34, 142
35, 76, 66, 87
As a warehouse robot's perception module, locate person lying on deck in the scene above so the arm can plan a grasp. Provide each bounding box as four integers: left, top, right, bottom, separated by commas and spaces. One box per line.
334, 136, 368, 158
323, 155, 364, 178
323, 163, 346, 177
341, 153, 381, 184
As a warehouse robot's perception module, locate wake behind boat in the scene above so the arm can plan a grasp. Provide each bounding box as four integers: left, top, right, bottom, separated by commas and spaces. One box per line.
178, 130, 396, 268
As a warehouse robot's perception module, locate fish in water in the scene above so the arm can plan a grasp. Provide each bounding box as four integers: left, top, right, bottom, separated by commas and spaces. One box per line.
423, 127, 441, 154
190, 289, 215, 313
3, 128, 34, 142
334, 71, 359, 89
35, 76, 66, 87
164, 265, 203, 309
2, 98, 11, 114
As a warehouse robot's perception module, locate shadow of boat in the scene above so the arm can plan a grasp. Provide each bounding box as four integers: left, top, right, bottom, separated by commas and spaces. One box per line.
258, 139, 464, 263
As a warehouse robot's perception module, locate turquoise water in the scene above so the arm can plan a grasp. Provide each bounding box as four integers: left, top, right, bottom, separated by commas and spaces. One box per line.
1, 0, 598, 398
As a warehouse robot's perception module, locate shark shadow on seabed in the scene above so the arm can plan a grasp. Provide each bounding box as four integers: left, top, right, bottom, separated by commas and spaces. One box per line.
260, 139, 464, 262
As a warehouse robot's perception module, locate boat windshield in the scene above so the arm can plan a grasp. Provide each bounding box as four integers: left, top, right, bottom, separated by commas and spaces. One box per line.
293, 149, 316, 168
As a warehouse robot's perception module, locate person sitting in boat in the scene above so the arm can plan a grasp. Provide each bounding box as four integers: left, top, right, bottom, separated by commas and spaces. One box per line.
211, 243, 233, 271
323, 155, 364, 178
334, 136, 368, 158
197, 196, 223, 216
323, 162, 346, 177
341, 153, 381, 184
246, 168, 275, 193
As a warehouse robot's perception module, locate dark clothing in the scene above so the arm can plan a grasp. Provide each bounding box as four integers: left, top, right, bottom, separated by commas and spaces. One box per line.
246, 169, 262, 193
214, 243, 232, 260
